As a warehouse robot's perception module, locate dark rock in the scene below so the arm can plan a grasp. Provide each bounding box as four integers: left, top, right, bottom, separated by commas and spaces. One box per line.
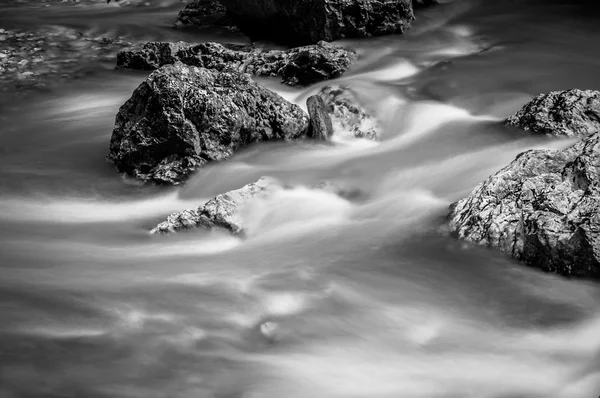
449, 132, 600, 279
174, 0, 238, 31
505, 89, 600, 137
412, 0, 437, 8
306, 95, 334, 140
116, 41, 356, 86
107, 63, 309, 184
151, 177, 279, 235
217, 0, 414, 46
319, 85, 380, 140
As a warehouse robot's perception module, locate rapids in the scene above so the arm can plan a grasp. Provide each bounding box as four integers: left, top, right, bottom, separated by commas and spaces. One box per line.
1, 0, 600, 397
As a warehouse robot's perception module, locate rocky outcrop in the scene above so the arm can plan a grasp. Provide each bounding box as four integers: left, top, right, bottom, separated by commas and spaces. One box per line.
319, 85, 381, 140
449, 132, 600, 279
107, 63, 309, 184
152, 177, 278, 235
505, 89, 600, 137
217, 0, 414, 45
307, 95, 334, 140
116, 41, 356, 86
174, 0, 237, 31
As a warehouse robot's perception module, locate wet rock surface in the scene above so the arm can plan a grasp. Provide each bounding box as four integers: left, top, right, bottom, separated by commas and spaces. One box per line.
116, 40, 356, 86
107, 62, 310, 185
152, 177, 278, 235
505, 89, 600, 137
319, 85, 381, 140
449, 132, 600, 279
174, 0, 238, 31
217, 0, 414, 45
306, 95, 334, 141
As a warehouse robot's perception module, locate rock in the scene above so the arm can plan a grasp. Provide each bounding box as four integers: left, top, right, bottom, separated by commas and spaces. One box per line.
505, 89, 600, 137
217, 0, 415, 45
116, 41, 356, 86
151, 177, 278, 235
107, 63, 309, 184
306, 95, 334, 140
412, 0, 437, 8
174, 0, 238, 31
318, 85, 381, 140
448, 132, 600, 279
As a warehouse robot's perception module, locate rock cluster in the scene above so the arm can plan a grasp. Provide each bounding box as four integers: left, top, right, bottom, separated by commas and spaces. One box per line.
218, 0, 415, 45
505, 89, 600, 137
152, 177, 278, 235
116, 40, 356, 86
107, 63, 309, 184
449, 132, 600, 279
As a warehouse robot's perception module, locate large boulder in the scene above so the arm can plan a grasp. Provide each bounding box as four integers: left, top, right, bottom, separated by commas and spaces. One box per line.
116, 41, 356, 86
217, 0, 414, 45
505, 89, 600, 137
319, 85, 381, 140
151, 177, 278, 235
107, 63, 309, 184
449, 132, 600, 279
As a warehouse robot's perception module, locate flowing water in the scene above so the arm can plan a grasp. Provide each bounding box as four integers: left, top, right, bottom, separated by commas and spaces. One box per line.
1, 1, 600, 397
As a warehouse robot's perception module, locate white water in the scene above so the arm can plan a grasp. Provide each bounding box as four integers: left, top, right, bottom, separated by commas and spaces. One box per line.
1, 0, 600, 397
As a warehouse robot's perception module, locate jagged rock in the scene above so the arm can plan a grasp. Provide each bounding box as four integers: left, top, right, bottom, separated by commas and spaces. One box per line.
217, 0, 414, 45
318, 85, 381, 140
174, 0, 238, 31
505, 89, 600, 137
107, 63, 309, 184
306, 95, 334, 140
151, 177, 278, 235
449, 132, 600, 279
116, 41, 356, 86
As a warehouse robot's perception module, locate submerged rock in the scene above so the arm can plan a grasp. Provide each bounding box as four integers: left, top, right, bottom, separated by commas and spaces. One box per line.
505, 89, 600, 137
174, 0, 238, 31
217, 0, 414, 45
107, 63, 309, 184
116, 41, 356, 86
319, 85, 381, 140
152, 177, 278, 235
306, 95, 334, 141
449, 132, 600, 279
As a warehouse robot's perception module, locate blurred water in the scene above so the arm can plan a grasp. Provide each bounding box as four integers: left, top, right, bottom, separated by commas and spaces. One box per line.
1, 0, 600, 397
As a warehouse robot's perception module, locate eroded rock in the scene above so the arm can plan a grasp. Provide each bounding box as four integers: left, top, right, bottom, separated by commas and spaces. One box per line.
505, 89, 600, 137
116, 41, 356, 86
319, 85, 381, 140
107, 63, 309, 184
151, 177, 279, 235
217, 0, 414, 45
307, 95, 334, 140
449, 132, 600, 279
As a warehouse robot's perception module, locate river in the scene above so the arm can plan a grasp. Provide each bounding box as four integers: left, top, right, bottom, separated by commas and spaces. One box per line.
1, 0, 599, 397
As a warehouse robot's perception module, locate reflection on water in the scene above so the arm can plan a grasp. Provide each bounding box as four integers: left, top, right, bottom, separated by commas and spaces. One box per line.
1, 0, 600, 397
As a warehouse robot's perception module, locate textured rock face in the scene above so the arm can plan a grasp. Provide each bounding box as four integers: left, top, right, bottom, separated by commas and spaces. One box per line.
319, 85, 380, 140
174, 0, 237, 30
217, 0, 414, 45
117, 41, 356, 86
107, 63, 309, 184
307, 95, 334, 140
152, 177, 278, 235
505, 89, 600, 137
449, 132, 600, 279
